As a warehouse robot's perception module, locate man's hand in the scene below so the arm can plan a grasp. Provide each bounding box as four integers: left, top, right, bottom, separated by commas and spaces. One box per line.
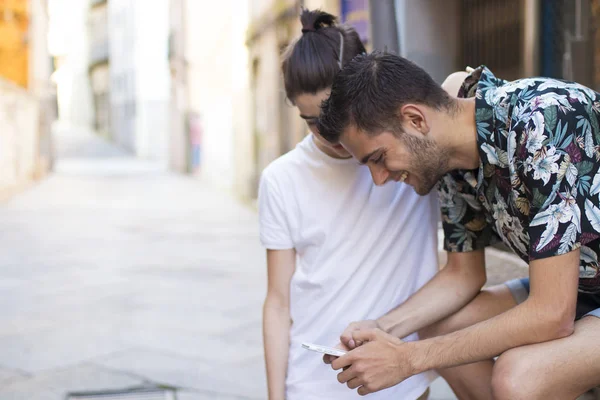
331, 329, 418, 396
342, 320, 382, 348
323, 320, 381, 364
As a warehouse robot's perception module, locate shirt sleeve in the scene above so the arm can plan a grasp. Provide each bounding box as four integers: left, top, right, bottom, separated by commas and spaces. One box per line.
439, 173, 500, 252
257, 171, 294, 250
525, 132, 583, 261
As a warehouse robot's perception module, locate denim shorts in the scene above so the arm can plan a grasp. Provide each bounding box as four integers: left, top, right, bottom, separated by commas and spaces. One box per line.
506, 278, 600, 320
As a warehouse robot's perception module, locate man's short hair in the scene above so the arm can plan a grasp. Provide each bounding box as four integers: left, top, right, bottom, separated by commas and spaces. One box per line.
318, 51, 455, 143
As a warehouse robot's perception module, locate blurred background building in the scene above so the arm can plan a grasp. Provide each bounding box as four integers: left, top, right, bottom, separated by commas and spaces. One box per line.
88, 0, 110, 138
0, 0, 54, 199
108, 0, 170, 162
242, 0, 600, 200
2, 0, 600, 201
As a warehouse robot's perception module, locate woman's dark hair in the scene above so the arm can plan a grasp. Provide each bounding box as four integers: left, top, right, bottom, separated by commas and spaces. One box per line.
281, 9, 366, 102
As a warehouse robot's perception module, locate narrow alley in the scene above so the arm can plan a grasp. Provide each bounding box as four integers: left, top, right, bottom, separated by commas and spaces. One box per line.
0, 129, 267, 399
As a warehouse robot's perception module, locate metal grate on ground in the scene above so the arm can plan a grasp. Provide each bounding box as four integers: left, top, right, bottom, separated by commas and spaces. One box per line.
66, 387, 177, 400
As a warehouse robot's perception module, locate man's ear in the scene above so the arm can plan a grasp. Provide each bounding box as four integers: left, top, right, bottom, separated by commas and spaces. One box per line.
399, 104, 430, 136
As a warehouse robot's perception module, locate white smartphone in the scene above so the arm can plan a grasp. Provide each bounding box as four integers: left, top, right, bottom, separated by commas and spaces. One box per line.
301, 342, 347, 357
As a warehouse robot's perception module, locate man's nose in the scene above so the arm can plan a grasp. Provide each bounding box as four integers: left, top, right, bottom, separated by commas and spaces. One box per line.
368, 164, 389, 186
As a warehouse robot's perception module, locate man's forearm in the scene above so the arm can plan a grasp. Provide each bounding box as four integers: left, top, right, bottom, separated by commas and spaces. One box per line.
377, 261, 484, 339
410, 299, 574, 373
263, 301, 291, 400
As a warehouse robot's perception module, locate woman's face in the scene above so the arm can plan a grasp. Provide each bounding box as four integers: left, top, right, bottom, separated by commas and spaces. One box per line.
294, 89, 351, 158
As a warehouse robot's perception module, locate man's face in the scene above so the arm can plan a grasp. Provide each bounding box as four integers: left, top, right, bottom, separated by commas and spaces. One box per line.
339, 124, 449, 195
294, 89, 351, 158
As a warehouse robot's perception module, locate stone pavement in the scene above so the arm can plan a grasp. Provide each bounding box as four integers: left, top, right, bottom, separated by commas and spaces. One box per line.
1, 128, 593, 400
0, 128, 267, 399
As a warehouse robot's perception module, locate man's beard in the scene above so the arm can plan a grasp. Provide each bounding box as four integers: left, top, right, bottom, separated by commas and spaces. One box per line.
402, 134, 449, 196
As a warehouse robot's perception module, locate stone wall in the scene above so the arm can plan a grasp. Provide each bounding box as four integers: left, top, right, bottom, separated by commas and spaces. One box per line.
0, 78, 41, 198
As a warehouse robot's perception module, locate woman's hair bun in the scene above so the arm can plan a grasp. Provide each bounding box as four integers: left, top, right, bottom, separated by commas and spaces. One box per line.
300, 9, 336, 33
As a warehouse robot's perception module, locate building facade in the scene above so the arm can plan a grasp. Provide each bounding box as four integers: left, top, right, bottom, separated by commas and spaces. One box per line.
48, 0, 94, 130
0, 0, 55, 198
88, 0, 110, 138
108, 0, 170, 162
0, 0, 29, 88
166, 0, 251, 191
168, 0, 188, 173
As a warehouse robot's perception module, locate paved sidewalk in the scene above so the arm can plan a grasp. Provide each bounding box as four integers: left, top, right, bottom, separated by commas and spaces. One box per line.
0, 129, 266, 399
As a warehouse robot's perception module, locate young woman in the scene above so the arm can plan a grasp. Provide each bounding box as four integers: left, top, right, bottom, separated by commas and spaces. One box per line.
258, 9, 439, 400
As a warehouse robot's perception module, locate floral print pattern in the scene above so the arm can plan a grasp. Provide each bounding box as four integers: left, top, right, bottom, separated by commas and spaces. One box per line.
439, 66, 600, 294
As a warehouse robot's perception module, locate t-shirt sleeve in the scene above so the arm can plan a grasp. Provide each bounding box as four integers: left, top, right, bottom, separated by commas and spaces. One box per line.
439, 174, 499, 252
525, 125, 583, 261
257, 171, 294, 250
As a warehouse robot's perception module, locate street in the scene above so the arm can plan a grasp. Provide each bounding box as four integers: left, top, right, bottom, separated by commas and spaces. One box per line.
0, 129, 267, 399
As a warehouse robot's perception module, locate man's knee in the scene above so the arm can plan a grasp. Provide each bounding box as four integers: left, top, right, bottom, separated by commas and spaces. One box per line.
492, 349, 544, 400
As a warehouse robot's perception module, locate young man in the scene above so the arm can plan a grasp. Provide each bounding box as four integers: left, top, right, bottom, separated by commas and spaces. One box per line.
317, 52, 600, 399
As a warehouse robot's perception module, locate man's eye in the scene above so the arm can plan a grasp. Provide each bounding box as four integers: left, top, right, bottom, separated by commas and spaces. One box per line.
372, 155, 383, 164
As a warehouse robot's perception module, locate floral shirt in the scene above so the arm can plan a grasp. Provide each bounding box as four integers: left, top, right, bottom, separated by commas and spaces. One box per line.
439, 66, 600, 294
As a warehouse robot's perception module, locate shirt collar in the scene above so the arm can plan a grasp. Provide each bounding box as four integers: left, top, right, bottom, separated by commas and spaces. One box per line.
458, 66, 504, 191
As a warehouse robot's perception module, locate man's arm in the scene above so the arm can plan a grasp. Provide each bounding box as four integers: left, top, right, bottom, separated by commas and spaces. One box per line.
376, 250, 486, 339
412, 249, 578, 370
333, 250, 580, 395
263, 249, 296, 400
332, 250, 487, 354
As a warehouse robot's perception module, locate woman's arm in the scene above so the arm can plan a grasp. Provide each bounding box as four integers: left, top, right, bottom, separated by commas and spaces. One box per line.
263, 248, 296, 400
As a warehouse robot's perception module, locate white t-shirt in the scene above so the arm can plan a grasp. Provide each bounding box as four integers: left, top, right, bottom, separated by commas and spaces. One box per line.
258, 134, 439, 400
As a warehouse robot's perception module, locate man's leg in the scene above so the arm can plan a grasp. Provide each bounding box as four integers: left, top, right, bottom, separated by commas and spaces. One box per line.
420, 284, 519, 400
491, 314, 600, 400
